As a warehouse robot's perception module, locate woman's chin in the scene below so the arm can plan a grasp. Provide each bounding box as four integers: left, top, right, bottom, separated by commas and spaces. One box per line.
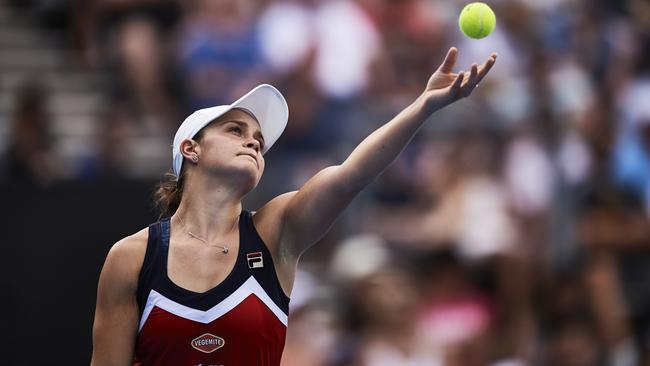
206, 164, 261, 190
230, 165, 262, 189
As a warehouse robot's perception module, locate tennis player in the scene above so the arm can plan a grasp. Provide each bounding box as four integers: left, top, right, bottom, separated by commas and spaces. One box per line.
91, 47, 496, 365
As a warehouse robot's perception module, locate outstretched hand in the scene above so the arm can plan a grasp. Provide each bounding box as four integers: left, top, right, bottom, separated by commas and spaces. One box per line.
423, 47, 497, 111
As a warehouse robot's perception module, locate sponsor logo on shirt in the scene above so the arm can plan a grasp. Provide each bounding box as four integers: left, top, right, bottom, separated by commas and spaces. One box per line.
191, 333, 225, 353
247, 252, 264, 269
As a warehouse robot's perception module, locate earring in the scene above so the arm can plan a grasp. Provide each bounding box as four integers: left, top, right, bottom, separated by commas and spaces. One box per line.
191, 155, 199, 163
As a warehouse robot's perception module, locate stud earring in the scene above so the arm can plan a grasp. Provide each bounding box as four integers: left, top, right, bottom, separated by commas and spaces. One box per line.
191, 155, 199, 163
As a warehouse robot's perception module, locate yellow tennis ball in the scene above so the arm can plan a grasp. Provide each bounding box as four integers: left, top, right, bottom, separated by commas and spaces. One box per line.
458, 2, 496, 39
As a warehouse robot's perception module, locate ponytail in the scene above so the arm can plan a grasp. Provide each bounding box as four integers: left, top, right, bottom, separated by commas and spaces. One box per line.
154, 171, 184, 219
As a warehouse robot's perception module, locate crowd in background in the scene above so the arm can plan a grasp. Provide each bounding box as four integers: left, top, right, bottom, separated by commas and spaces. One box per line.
1, 0, 650, 364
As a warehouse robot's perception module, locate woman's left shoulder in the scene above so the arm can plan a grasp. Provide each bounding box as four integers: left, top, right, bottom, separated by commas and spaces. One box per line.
251, 191, 297, 248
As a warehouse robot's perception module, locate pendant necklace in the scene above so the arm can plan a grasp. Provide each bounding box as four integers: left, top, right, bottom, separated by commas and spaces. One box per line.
175, 215, 238, 254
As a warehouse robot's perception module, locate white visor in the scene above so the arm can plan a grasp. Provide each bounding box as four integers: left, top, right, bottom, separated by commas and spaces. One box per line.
172, 84, 289, 176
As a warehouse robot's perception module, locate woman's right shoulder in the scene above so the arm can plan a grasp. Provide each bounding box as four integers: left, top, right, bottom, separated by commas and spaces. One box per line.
102, 227, 150, 281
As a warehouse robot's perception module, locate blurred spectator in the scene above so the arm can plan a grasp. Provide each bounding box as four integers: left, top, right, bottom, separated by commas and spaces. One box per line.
414, 249, 496, 365
82, 0, 182, 130
575, 89, 650, 364
309, 0, 380, 100
257, 0, 314, 76
258, 0, 381, 99
540, 273, 605, 366
176, 0, 266, 113
537, 254, 641, 366
362, 130, 518, 262
329, 234, 443, 366
369, 0, 448, 98
1, 81, 62, 186
613, 74, 650, 217
75, 99, 135, 181
504, 127, 555, 217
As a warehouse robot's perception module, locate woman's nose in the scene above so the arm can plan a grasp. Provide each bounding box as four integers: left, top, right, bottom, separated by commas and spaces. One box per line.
245, 138, 260, 152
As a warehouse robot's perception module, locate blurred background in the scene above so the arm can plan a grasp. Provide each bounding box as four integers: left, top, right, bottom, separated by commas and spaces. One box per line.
1, 0, 649, 364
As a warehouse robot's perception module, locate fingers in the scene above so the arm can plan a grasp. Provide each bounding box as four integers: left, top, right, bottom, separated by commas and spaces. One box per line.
476, 53, 497, 84
434, 50, 497, 102
438, 47, 458, 73
450, 71, 465, 97
457, 53, 497, 99
459, 63, 479, 97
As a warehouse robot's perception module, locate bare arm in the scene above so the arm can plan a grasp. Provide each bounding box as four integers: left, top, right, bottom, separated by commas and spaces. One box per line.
255, 48, 497, 262
271, 48, 496, 255
90, 235, 146, 366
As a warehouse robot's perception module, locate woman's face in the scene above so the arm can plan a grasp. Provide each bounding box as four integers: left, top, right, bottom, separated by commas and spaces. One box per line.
189, 108, 266, 189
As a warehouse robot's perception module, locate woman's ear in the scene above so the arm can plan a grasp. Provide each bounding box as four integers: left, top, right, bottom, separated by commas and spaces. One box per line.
180, 139, 200, 162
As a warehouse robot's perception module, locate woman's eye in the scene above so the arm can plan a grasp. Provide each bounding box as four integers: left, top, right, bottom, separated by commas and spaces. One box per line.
230, 127, 242, 135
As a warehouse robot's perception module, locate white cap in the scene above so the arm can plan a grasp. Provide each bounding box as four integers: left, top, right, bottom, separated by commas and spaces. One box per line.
172, 84, 289, 176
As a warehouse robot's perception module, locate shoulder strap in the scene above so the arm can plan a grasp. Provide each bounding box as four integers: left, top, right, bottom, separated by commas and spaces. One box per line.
239, 211, 290, 313
136, 220, 167, 317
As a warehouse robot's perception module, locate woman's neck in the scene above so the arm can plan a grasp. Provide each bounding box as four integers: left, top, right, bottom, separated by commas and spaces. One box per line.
172, 173, 244, 241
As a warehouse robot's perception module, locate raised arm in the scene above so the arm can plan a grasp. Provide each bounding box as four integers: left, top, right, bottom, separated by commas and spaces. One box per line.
90, 236, 145, 366
339, 48, 496, 191
259, 48, 496, 261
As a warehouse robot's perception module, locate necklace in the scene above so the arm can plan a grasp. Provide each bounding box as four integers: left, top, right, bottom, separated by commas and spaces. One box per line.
175, 215, 238, 254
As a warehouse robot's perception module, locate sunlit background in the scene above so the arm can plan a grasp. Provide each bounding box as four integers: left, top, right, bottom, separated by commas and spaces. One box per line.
1, 0, 650, 365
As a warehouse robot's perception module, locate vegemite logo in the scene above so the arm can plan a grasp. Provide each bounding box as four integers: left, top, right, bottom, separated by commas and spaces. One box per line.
191, 333, 225, 353
247, 252, 264, 269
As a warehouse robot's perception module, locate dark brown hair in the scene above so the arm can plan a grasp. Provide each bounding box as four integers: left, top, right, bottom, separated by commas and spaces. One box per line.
153, 172, 185, 219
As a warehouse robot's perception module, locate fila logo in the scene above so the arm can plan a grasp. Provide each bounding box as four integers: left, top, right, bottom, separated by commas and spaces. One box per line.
191, 333, 225, 353
247, 252, 264, 269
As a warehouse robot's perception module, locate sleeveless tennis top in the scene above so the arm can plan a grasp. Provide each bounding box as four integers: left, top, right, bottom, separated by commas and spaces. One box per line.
133, 210, 290, 366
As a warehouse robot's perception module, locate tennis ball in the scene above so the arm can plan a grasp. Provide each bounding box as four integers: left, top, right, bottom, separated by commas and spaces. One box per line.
458, 2, 496, 39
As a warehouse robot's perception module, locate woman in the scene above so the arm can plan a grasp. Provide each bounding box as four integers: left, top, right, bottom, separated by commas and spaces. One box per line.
90, 47, 496, 365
